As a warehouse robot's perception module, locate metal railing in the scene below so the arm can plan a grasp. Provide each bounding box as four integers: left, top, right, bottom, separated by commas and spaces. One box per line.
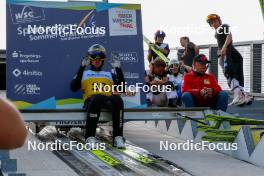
145, 40, 264, 94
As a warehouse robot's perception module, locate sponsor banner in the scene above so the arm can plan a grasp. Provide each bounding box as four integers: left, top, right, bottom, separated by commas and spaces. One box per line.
108, 8, 137, 36
6, 1, 145, 110
9, 4, 45, 24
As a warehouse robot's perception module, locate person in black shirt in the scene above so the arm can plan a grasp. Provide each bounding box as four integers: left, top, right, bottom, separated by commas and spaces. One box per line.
147, 30, 170, 63
180, 36, 199, 67
177, 48, 192, 74
206, 14, 253, 106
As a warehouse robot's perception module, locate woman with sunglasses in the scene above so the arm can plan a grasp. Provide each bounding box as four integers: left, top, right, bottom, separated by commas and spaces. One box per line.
206, 14, 253, 106
71, 44, 126, 149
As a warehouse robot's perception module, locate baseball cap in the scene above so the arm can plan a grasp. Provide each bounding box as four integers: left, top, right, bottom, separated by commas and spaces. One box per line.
193, 54, 211, 64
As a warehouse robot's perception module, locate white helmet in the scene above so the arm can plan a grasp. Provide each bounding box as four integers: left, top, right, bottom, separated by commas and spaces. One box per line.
169, 59, 179, 66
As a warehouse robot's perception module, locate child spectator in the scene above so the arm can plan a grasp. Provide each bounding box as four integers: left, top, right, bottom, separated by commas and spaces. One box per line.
166, 59, 183, 107
145, 58, 170, 107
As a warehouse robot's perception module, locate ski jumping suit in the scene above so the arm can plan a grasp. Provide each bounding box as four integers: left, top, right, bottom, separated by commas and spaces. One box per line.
71, 66, 125, 140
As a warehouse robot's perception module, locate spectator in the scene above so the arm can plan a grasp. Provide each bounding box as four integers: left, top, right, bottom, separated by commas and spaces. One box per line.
181, 54, 228, 111
177, 49, 192, 74
180, 37, 199, 67
166, 59, 183, 107
206, 14, 253, 106
0, 97, 27, 149
145, 58, 170, 107
147, 30, 170, 63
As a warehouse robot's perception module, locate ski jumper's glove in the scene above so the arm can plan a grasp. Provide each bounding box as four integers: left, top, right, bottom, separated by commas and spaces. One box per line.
81, 57, 90, 67
111, 55, 121, 68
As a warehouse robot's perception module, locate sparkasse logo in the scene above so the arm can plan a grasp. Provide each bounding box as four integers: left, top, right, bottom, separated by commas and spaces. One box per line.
9, 5, 45, 24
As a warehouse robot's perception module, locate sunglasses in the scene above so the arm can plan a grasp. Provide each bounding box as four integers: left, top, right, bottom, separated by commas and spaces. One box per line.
170, 64, 179, 69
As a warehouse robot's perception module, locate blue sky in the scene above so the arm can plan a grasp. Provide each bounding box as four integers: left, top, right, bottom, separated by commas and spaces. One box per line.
0, 0, 263, 49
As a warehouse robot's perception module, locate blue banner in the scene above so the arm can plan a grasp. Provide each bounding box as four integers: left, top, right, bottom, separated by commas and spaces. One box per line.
6, 0, 145, 110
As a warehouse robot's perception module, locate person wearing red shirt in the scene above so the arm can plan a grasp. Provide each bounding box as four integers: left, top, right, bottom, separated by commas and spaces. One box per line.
181, 54, 228, 111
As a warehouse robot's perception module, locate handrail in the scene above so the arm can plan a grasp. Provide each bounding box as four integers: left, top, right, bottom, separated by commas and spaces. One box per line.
20, 107, 209, 113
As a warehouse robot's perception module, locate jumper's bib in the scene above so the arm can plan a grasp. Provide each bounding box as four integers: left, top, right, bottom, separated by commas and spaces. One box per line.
81, 70, 113, 99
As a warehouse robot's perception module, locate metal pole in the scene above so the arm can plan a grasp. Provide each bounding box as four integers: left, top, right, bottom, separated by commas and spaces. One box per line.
260, 43, 264, 93
250, 42, 254, 93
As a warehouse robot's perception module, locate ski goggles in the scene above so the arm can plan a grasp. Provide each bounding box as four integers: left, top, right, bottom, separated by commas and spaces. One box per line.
88, 51, 106, 61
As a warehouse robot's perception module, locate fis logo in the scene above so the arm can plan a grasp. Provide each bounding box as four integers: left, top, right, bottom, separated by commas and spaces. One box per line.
9, 5, 45, 24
